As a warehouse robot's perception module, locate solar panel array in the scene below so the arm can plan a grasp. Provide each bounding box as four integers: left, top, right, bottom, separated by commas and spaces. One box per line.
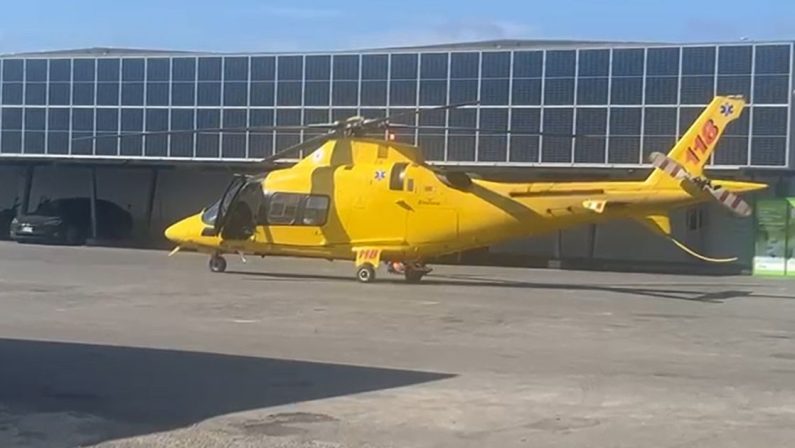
0, 42, 791, 167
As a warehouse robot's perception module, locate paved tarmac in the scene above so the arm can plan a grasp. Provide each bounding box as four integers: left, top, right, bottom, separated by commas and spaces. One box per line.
1, 241, 794, 447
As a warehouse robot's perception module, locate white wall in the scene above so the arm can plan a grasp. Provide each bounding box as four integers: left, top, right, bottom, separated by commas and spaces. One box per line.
592, 210, 696, 263
561, 224, 593, 259
28, 166, 94, 210
701, 201, 756, 265
491, 218, 691, 263
490, 232, 555, 258
489, 201, 758, 267
149, 167, 232, 236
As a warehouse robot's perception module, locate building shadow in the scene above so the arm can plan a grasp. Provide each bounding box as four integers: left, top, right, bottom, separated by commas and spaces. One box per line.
0, 338, 453, 446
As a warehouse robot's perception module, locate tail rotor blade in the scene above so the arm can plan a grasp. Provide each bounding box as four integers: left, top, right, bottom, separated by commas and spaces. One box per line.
706, 185, 753, 217
649, 151, 753, 217
649, 151, 690, 181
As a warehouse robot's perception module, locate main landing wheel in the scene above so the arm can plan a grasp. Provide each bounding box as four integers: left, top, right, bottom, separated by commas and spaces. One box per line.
209, 255, 227, 273
356, 263, 376, 283
404, 268, 425, 283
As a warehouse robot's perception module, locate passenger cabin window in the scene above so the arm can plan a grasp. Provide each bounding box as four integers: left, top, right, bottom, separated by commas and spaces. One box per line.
262, 192, 330, 226
390, 162, 408, 190
302, 196, 329, 225
267, 193, 302, 224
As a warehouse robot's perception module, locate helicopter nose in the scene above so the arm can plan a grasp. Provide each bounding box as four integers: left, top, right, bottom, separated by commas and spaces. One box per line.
164, 222, 180, 243
164, 217, 191, 243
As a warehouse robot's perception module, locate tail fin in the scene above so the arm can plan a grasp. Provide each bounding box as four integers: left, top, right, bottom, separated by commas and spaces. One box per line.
645, 95, 746, 188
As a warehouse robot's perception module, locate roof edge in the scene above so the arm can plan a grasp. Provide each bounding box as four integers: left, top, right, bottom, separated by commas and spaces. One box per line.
2, 38, 793, 58
0, 46, 212, 58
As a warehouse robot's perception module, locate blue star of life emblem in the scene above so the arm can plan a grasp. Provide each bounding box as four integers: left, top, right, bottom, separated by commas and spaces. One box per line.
720, 103, 734, 116
374, 170, 386, 181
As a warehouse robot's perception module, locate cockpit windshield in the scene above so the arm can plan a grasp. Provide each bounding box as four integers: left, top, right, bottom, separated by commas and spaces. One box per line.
201, 200, 220, 226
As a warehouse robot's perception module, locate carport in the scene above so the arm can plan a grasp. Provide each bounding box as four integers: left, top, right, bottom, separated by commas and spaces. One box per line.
2, 158, 260, 247
9, 161, 158, 243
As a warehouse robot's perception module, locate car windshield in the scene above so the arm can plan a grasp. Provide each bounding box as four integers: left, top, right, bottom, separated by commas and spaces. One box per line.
201, 200, 220, 226
33, 200, 62, 216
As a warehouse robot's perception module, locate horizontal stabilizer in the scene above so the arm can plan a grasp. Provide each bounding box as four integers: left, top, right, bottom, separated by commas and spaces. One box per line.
637, 213, 671, 236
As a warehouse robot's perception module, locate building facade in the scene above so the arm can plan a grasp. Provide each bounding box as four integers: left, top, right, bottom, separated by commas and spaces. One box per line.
0, 40, 792, 168
0, 40, 793, 271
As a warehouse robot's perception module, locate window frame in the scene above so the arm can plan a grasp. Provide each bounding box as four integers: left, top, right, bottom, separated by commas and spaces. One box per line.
260, 192, 330, 227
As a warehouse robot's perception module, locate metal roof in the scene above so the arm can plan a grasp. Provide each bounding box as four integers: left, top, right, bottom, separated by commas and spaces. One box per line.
0, 47, 209, 58
354, 39, 663, 51
3, 38, 791, 58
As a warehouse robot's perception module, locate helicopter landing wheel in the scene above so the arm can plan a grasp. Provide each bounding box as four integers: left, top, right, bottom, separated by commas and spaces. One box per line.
209, 254, 227, 273
356, 263, 376, 283
404, 268, 425, 283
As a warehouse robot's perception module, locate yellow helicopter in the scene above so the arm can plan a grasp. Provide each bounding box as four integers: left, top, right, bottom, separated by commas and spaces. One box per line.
148, 95, 766, 283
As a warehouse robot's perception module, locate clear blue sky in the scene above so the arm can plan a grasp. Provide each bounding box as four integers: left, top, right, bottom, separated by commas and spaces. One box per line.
1, 0, 792, 53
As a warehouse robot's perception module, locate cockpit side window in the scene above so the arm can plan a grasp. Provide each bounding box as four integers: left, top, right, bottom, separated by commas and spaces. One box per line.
389, 162, 408, 191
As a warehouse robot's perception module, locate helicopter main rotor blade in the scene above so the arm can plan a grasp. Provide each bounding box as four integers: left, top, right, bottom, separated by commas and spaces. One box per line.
258, 131, 335, 165
367, 101, 479, 127
70, 125, 316, 141
70, 101, 479, 143
384, 124, 603, 138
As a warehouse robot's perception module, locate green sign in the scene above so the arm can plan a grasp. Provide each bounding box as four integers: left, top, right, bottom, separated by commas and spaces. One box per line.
753, 198, 793, 276
788, 198, 795, 277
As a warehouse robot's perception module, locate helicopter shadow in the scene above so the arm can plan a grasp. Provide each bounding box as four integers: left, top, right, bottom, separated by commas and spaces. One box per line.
228, 270, 767, 303
0, 338, 453, 446
424, 274, 756, 303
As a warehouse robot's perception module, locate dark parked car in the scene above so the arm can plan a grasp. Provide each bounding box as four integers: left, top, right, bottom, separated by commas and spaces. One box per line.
10, 197, 133, 245
0, 198, 19, 240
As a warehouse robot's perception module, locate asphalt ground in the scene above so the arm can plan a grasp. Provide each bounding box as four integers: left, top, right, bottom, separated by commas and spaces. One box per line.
1, 241, 794, 447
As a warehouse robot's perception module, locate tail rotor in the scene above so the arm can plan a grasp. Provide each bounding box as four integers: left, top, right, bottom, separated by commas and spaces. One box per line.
649, 151, 752, 217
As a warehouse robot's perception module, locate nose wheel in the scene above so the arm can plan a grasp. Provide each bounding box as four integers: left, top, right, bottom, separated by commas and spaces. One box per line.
356, 263, 376, 283
209, 254, 227, 273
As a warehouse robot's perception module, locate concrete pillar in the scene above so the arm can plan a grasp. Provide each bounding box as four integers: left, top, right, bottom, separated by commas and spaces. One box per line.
18, 165, 34, 217
587, 223, 597, 259
144, 168, 159, 237
554, 230, 563, 259
89, 167, 98, 240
